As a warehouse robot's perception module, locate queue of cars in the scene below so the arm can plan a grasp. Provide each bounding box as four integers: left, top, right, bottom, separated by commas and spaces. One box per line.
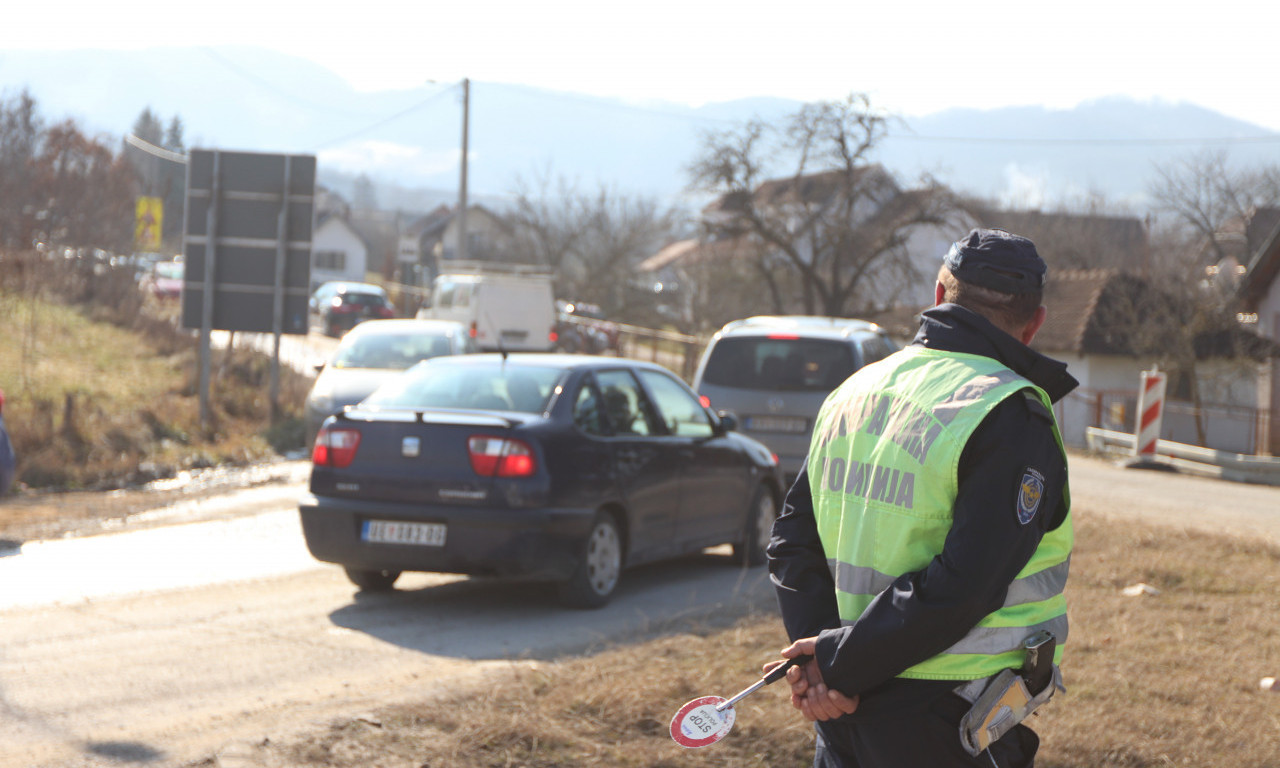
299, 280, 888, 608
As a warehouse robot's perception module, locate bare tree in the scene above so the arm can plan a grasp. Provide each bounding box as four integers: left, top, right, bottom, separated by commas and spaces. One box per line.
507, 172, 683, 319
688, 94, 959, 317
0, 89, 42, 249
1, 93, 136, 254
1149, 150, 1280, 264
36, 120, 137, 252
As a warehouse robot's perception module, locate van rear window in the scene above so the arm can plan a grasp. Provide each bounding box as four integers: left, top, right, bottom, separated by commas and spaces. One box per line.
701, 337, 859, 392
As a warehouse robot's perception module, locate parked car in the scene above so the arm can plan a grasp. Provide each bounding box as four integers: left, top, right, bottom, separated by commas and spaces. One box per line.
305, 319, 475, 445
0, 388, 14, 496
142, 260, 184, 300
298, 353, 782, 608
692, 315, 899, 483
310, 281, 396, 337
554, 300, 620, 354
417, 266, 557, 352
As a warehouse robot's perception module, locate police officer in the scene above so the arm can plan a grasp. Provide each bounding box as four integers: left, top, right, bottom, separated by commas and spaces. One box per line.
766, 229, 1078, 767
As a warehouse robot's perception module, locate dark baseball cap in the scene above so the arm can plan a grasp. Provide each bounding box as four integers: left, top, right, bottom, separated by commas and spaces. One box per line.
942, 228, 1046, 294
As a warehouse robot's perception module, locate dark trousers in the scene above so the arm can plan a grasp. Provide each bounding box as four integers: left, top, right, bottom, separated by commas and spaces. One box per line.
812, 692, 1039, 768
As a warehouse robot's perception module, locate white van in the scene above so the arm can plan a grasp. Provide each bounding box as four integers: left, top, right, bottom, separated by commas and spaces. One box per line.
417, 264, 558, 352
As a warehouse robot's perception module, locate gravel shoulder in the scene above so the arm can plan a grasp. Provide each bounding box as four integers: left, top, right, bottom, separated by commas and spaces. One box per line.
0, 458, 311, 546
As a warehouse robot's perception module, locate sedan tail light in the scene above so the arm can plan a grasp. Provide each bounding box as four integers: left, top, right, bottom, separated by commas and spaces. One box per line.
468, 435, 536, 477
313, 426, 362, 468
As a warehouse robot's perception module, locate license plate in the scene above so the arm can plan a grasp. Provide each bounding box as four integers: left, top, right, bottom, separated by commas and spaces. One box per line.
745, 415, 809, 434
361, 519, 447, 546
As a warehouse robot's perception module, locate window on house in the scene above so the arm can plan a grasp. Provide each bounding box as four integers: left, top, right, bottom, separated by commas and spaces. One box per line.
315, 250, 346, 271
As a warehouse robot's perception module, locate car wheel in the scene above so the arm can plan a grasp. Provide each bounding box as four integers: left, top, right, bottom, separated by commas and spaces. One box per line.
558, 512, 623, 609
733, 484, 777, 567
344, 567, 401, 591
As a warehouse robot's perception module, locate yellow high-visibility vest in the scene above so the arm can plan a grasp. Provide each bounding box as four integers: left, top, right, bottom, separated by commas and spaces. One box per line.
807, 346, 1072, 680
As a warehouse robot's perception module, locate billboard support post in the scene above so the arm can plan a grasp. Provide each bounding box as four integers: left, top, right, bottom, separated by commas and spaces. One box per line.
198, 151, 221, 430
269, 154, 294, 423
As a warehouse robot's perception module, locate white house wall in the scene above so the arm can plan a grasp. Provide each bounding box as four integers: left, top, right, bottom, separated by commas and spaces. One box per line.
311, 219, 369, 289
1040, 351, 1155, 448
1046, 348, 1267, 453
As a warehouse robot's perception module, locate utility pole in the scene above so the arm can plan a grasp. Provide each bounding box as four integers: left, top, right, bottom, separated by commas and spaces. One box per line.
457, 78, 470, 262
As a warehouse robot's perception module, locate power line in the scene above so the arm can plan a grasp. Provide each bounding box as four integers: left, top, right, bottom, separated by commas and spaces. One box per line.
308, 85, 457, 151
198, 47, 370, 119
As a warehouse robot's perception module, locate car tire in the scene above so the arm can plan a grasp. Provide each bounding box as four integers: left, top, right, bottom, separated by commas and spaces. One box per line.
558, 512, 623, 609
733, 484, 777, 567
344, 567, 401, 591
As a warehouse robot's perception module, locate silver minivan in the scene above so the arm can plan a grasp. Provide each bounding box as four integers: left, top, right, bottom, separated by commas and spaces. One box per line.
692, 316, 899, 484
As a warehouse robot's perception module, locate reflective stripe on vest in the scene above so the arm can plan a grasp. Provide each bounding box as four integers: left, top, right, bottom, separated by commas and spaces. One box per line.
808, 346, 1073, 681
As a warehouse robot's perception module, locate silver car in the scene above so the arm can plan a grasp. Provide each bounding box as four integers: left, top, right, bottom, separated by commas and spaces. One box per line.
692, 316, 899, 483
305, 319, 476, 444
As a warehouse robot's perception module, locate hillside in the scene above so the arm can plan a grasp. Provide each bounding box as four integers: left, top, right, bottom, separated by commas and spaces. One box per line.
3, 47, 1278, 210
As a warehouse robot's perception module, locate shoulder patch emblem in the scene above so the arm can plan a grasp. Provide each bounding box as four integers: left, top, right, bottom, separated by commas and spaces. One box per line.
1017, 467, 1045, 525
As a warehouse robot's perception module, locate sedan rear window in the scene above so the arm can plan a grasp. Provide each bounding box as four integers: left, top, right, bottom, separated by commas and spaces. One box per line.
700, 337, 859, 392
363, 362, 564, 413
339, 292, 387, 307
332, 333, 455, 370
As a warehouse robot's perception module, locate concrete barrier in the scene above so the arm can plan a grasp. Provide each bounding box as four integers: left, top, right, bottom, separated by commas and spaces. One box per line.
1085, 427, 1280, 486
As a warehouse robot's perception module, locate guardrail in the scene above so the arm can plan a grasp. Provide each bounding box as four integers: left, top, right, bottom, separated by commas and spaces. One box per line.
1085, 427, 1280, 486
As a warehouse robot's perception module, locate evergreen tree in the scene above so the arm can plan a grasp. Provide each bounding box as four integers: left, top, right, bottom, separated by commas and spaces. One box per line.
164, 115, 184, 153
131, 107, 164, 145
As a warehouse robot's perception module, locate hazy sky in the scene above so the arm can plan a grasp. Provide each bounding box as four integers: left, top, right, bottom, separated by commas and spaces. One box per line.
8, 0, 1280, 131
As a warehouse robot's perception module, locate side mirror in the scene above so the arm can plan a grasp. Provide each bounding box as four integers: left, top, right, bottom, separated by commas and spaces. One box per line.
716, 409, 739, 433
312, 361, 327, 374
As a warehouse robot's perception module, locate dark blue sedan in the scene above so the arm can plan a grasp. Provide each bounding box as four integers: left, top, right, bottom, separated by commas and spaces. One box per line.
298, 354, 783, 608
0, 389, 14, 496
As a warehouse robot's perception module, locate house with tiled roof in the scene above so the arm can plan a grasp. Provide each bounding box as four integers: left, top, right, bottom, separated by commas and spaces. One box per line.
862, 269, 1276, 452
1237, 208, 1280, 453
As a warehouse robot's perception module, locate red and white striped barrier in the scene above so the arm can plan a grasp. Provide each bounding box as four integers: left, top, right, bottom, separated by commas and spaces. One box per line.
1134, 369, 1167, 459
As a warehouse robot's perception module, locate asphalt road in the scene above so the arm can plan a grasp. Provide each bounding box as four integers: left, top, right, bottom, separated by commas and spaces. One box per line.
0, 474, 775, 768
1, 453, 1279, 768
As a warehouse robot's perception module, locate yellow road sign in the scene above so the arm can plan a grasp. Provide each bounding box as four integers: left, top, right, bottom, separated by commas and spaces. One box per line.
135, 196, 163, 249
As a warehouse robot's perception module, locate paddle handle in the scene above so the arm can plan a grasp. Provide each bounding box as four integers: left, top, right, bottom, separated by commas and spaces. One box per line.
715, 654, 816, 712
762, 653, 814, 684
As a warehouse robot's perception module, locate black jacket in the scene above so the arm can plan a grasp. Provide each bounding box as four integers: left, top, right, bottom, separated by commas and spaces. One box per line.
767, 303, 1078, 717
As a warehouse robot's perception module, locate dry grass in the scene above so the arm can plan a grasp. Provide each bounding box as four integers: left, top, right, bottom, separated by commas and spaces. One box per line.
0, 251, 311, 492
217, 514, 1280, 768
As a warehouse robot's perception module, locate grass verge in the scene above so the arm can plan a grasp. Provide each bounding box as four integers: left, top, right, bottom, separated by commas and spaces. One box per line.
208, 514, 1280, 768
0, 252, 311, 492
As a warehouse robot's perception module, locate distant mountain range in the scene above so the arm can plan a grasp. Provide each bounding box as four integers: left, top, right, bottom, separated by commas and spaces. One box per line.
3, 46, 1278, 214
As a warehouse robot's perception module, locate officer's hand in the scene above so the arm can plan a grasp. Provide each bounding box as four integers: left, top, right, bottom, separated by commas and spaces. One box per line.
780, 638, 859, 721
